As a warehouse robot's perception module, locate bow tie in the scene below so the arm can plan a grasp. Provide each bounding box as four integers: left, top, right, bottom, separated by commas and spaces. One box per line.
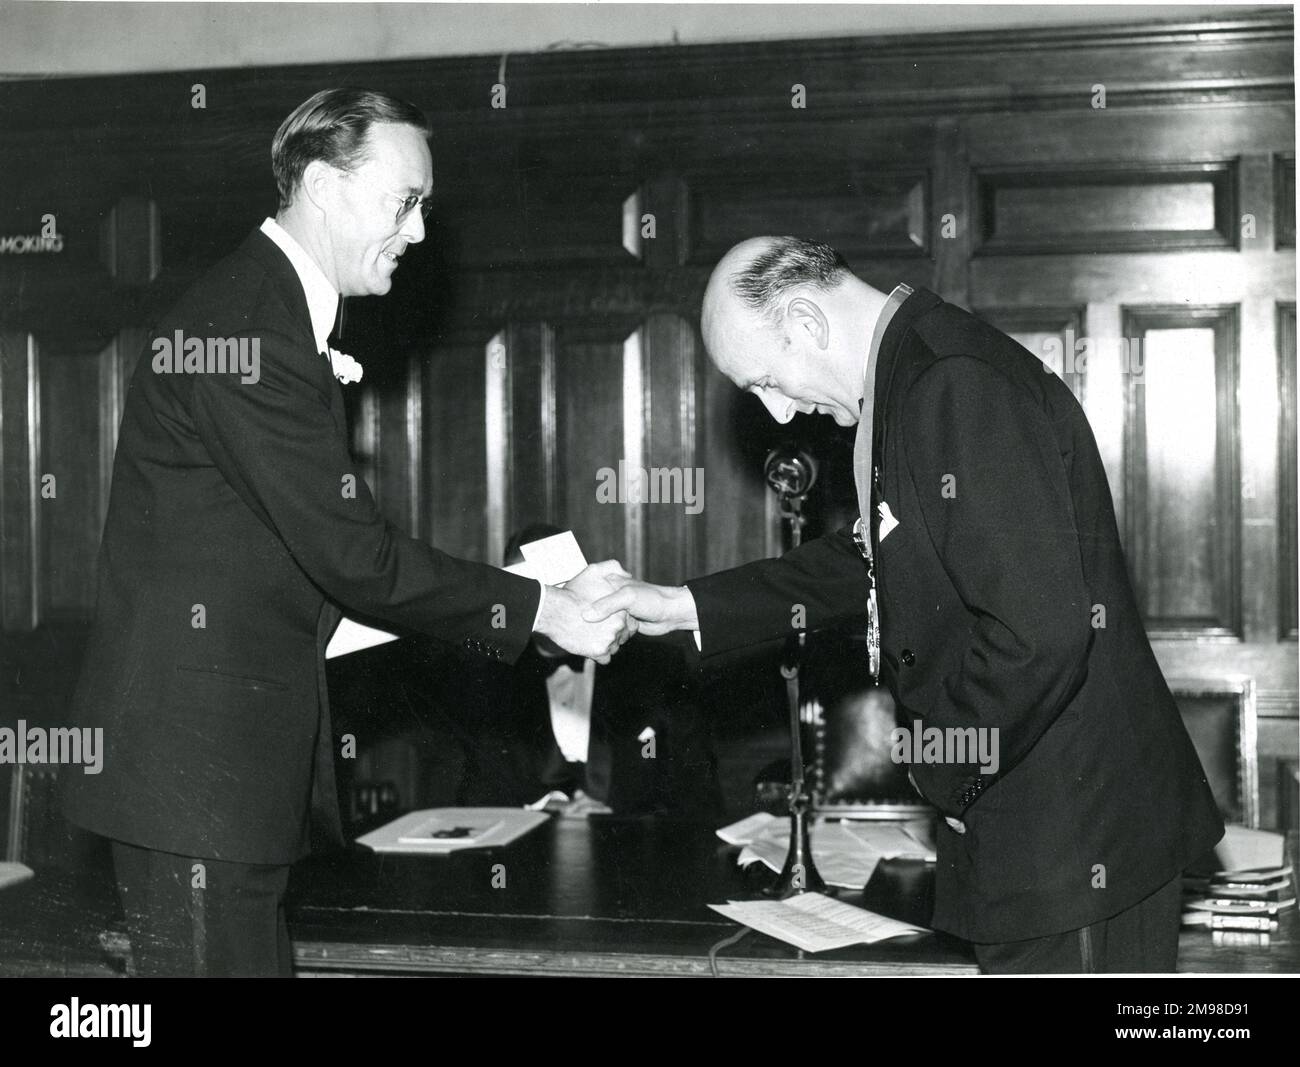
540, 654, 587, 678
329, 295, 345, 350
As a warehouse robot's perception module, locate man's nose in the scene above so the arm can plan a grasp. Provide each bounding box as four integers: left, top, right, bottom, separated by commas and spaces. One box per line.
401, 210, 426, 246
759, 392, 795, 424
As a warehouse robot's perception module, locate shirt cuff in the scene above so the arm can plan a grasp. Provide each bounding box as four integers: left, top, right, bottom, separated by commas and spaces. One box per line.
531, 579, 548, 631
692, 630, 702, 652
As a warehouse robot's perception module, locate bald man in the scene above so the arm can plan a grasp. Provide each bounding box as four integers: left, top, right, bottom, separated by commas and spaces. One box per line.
587, 236, 1223, 973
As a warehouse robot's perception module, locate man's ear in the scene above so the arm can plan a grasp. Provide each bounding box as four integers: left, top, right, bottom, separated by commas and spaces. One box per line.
785, 296, 829, 350
299, 159, 335, 217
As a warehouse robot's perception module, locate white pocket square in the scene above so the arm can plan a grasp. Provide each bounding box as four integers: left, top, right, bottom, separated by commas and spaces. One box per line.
878, 500, 900, 542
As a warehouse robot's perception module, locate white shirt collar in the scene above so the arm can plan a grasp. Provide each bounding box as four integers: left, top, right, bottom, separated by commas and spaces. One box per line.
259, 217, 339, 356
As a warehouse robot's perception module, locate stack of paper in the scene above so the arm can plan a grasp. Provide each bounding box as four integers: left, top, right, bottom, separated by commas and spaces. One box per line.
1210, 824, 1286, 872
716, 813, 934, 890
1182, 825, 1294, 934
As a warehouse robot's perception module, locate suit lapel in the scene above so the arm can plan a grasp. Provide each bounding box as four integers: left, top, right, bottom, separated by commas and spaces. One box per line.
872, 291, 940, 477
871, 288, 944, 519
238, 228, 337, 397
242, 226, 348, 847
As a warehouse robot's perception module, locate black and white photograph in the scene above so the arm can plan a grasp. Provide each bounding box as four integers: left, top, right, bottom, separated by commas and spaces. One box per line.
0, 0, 1295, 1025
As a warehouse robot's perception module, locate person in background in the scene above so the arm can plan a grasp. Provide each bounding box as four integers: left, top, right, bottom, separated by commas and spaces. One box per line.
455, 524, 722, 820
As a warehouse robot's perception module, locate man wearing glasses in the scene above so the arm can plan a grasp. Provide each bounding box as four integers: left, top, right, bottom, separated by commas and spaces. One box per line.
62, 89, 634, 976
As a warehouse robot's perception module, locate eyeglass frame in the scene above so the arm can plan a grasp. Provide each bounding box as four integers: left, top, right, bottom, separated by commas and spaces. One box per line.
341, 169, 432, 224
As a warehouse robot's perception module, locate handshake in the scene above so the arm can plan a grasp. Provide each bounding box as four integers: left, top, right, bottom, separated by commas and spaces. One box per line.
532, 560, 700, 664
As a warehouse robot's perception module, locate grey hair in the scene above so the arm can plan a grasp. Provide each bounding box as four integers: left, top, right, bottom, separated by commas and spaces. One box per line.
729, 236, 852, 322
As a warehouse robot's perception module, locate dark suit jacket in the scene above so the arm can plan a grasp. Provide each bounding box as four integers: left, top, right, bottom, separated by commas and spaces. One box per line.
687, 287, 1223, 942
62, 228, 540, 865
454, 638, 722, 818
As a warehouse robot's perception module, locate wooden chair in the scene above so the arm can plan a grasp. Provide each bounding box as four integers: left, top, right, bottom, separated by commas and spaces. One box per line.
1166, 675, 1260, 829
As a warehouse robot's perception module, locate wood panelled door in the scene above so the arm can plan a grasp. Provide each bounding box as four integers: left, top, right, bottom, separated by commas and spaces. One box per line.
0, 10, 1294, 821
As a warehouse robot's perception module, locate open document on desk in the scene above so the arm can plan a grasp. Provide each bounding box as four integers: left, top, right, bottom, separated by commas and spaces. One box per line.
710, 893, 927, 953
717, 813, 935, 889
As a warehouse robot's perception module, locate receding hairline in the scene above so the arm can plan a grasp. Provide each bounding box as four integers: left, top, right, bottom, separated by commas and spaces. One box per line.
355, 121, 434, 189
721, 236, 853, 319
271, 88, 431, 208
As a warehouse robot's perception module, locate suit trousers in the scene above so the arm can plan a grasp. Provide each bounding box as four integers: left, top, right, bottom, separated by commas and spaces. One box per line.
111, 839, 293, 977
971, 874, 1184, 974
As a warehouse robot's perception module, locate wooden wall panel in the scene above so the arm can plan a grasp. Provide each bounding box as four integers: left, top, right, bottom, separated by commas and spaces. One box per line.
437, 172, 642, 269
1279, 303, 1297, 640
1276, 154, 1296, 249
1122, 306, 1240, 639
420, 336, 491, 565
974, 306, 1086, 402
974, 162, 1237, 255
687, 167, 929, 264
348, 386, 380, 503
96, 328, 147, 529
553, 323, 632, 568
1237, 288, 1284, 646
640, 313, 700, 585
372, 358, 422, 537
100, 196, 161, 286
0, 332, 40, 630
503, 322, 557, 533
402, 356, 424, 541
0, 8, 1294, 761
39, 347, 101, 618
700, 356, 777, 574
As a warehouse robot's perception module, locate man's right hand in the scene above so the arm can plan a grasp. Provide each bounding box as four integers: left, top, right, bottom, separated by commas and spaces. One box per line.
583, 579, 699, 636
533, 576, 636, 664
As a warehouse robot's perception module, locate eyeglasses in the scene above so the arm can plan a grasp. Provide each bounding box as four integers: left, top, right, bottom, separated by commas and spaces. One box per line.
346, 172, 432, 224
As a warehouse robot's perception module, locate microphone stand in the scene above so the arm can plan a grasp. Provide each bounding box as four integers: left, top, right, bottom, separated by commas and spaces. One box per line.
764, 448, 826, 898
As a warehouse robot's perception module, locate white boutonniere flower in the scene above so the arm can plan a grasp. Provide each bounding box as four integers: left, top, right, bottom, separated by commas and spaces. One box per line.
328, 348, 364, 385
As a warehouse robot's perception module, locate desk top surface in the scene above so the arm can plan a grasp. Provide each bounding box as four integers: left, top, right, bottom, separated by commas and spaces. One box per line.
286, 815, 975, 975
1, 818, 1296, 976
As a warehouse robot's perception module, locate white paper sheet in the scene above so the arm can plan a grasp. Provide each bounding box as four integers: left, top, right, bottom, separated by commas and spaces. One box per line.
0, 862, 34, 891
325, 616, 399, 659
716, 812, 780, 846
717, 814, 935, 890
709, 892, 926, 953
1213, 825, 1286, 872
356, 808, 549, 852
519, 531, 588, 585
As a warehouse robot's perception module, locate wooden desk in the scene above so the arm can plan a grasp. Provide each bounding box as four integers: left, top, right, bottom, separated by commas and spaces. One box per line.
286, 816, 977, 976
0, 820, 1295, 976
